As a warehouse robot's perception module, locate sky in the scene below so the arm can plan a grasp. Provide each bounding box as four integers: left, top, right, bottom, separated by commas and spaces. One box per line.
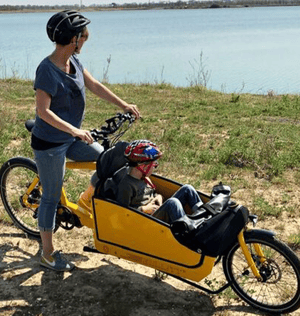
0, 0, 143, 5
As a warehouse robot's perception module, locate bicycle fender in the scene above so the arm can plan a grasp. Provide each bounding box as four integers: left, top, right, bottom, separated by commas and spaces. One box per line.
244, 229, 276, 240
0, 157, 37, 174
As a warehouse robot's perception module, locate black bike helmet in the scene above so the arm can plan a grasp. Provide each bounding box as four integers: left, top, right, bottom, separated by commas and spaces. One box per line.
47, 10, 91, 45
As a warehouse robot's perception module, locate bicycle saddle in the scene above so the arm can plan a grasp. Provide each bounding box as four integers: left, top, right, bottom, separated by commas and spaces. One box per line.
25, 119, 35, 132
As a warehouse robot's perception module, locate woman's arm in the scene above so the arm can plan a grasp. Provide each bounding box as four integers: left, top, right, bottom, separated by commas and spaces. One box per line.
35, 89, 94, 144
83, 69, 140, 118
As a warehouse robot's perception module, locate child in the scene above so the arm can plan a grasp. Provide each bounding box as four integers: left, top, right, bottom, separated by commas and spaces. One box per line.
107, 140, 203, 224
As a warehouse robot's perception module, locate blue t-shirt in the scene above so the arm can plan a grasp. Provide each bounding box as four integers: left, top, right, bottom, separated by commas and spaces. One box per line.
33, 55, 86, 143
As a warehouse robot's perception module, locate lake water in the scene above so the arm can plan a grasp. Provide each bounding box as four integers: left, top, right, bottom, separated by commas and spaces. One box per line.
1, 6, 300, 94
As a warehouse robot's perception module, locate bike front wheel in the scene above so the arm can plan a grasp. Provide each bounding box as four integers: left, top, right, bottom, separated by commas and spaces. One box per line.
0, 157, 41, 238
223, 230, 300, 314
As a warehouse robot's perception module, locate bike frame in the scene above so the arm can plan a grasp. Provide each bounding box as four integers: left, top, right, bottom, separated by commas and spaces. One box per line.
21, 160, 264, 285
92, 173, 264, 284
21, 161, 97, 229
61, 161, 97, 228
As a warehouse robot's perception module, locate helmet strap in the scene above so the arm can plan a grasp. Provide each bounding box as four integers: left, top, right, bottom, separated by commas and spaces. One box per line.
74, 33, 81, 53
137, 163, 156, 189
144, 177, 156, 189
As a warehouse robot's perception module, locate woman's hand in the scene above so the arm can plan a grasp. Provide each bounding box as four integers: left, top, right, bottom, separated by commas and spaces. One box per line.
122, 103, 140, 119
71, 128, 94, 144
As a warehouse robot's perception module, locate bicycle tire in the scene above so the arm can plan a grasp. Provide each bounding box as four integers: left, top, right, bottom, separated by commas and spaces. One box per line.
222, 229, 300, 314
0, 157, 41, 238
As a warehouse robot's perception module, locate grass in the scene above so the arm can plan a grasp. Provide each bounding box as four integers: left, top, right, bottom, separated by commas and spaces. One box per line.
1, 78, 300, 232
289, 233, 300, 246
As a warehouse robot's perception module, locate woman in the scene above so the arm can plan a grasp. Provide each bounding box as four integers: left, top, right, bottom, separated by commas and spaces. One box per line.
33, 10, 140, 272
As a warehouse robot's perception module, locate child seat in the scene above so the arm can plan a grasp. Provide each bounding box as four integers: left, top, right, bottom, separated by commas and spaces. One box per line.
94, 141, 129, 199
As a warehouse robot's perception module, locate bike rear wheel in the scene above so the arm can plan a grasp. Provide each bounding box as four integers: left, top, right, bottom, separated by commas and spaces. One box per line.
223, 230, 300, 314
0, 157, 41, 238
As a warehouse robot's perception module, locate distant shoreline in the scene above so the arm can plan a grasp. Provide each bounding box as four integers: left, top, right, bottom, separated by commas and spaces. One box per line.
0, 2, 299, 14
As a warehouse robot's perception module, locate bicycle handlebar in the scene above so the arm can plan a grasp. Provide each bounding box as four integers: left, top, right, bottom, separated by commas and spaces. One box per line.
25, 112, 136, 149
90, 112, 136, 145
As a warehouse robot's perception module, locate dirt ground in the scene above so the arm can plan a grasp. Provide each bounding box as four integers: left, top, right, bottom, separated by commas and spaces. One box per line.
1, 175, 300, 316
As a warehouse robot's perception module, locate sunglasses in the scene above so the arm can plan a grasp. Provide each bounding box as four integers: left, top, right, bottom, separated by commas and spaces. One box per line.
152, 161, 159, 168
78, 32, 89, 41
147, 161, 159, 168
140, 160, 159, 169
81, 33, 89, 40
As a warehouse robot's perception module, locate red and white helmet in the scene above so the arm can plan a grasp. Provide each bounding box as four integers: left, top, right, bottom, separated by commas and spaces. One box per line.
124, 140, 162, 164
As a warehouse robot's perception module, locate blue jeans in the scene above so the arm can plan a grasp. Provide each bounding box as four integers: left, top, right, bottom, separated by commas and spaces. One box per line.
33, 140, 103, 231
153, 184, 201, 224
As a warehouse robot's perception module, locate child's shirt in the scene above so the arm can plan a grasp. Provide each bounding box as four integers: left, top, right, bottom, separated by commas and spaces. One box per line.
116, 174, 156, 210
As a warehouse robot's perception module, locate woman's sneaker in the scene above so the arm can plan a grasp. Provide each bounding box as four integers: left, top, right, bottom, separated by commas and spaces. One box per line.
40, 250, 75, 272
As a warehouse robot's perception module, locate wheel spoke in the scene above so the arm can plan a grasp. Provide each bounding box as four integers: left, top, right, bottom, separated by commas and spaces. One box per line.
223, 232, 300, 313
0, 159, 41, 237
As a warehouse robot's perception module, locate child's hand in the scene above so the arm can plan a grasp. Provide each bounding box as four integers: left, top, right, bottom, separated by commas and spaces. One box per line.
142, 201, 160, 215
153, 194, 163, 206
